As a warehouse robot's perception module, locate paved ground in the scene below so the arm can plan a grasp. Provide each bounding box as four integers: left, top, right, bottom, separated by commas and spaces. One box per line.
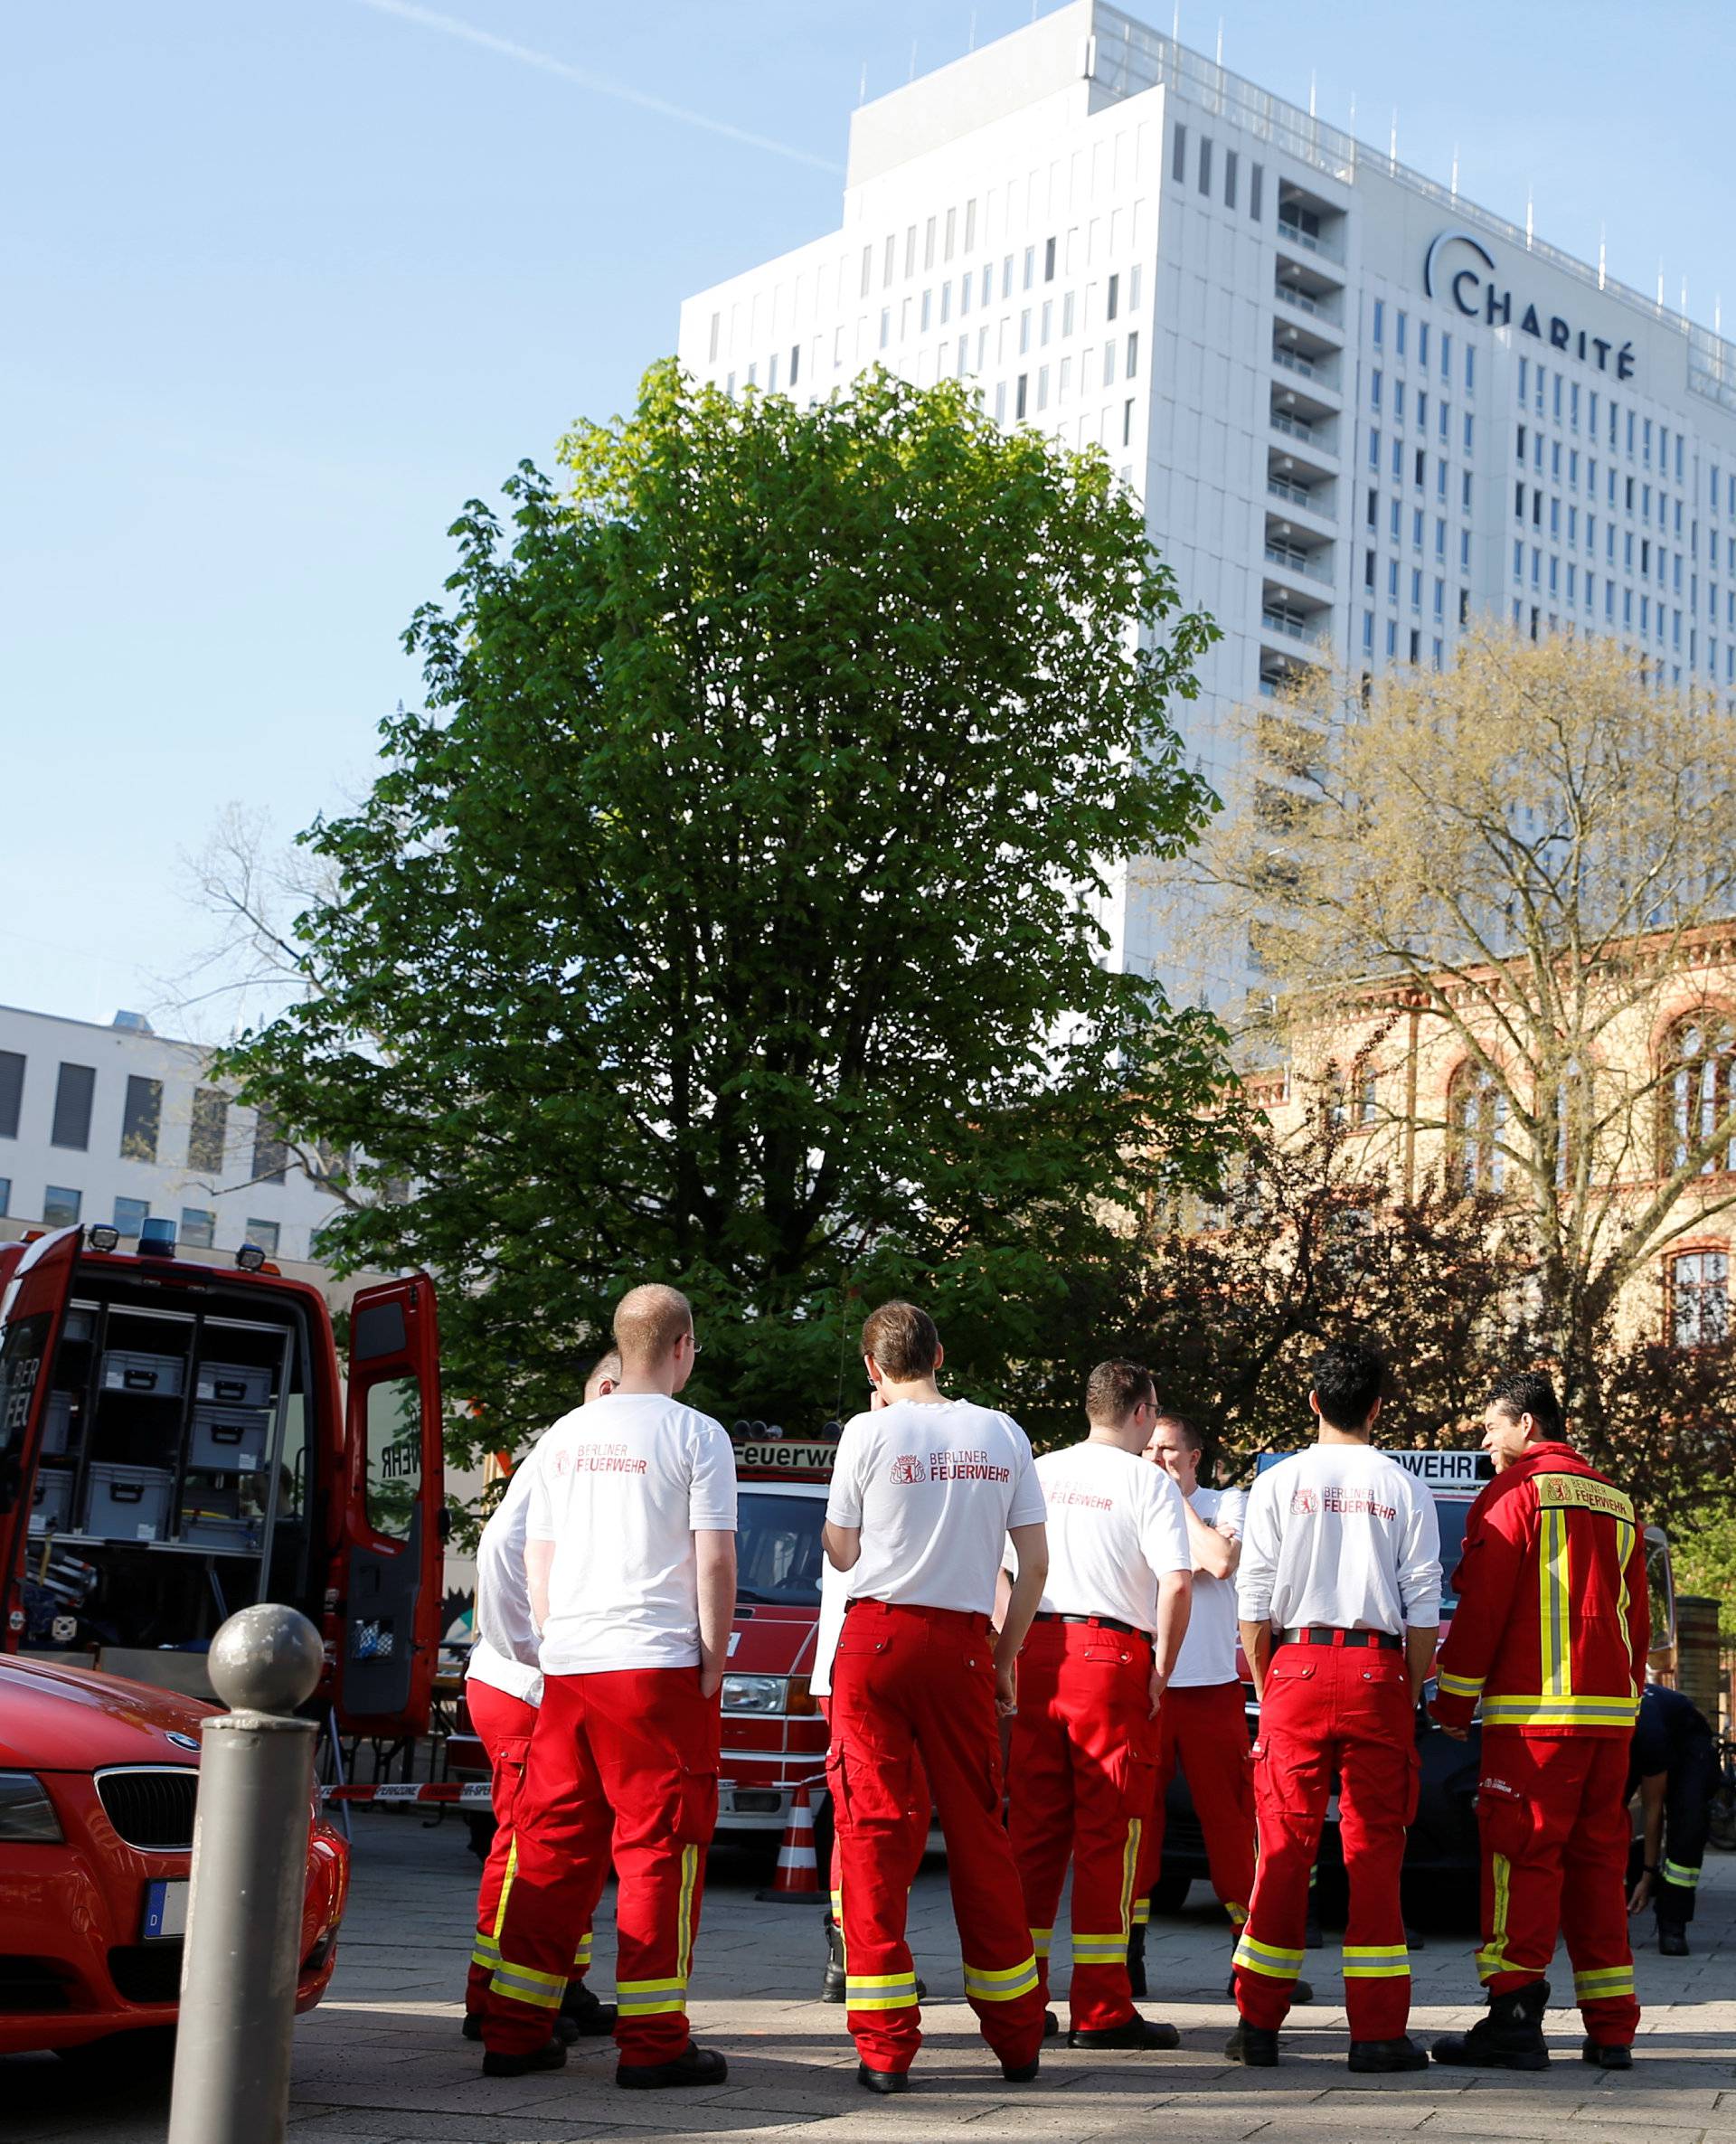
8, 1816, 1736, 2142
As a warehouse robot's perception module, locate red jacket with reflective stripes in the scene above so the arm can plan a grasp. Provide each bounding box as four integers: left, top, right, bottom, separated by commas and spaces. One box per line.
1431, 1441, 1648, 1740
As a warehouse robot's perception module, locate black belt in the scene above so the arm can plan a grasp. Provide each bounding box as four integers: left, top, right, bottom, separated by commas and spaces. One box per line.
1278, 1625, 1403, 1652
1034, 1611, 1149, 1639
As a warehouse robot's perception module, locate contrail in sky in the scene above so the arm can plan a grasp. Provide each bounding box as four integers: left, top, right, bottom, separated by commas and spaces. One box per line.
344, 0, 844, 174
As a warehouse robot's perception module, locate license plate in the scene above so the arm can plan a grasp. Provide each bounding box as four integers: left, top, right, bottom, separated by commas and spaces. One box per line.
142, 1878, 188, 1941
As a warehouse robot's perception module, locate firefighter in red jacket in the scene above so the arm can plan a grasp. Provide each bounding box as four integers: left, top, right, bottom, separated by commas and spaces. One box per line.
1430, 1368, 1649, 2073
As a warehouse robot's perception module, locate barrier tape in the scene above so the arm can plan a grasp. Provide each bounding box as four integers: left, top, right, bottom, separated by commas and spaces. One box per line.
320, 1780, 495, 1805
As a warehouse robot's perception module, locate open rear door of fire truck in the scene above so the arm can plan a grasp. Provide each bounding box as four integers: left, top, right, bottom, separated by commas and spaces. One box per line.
335, 1273, 444, 1735
0, 1228, 83, 1648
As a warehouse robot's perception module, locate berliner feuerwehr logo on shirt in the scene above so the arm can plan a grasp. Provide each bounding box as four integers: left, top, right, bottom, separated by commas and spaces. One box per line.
889, 1454, 924, 1485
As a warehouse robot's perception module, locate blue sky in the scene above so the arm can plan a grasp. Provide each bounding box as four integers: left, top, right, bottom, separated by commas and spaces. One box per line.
7, 0, 1732, 1034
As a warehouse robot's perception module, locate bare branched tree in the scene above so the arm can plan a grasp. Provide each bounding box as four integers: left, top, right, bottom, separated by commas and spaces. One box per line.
1181, 628, 1736, 1412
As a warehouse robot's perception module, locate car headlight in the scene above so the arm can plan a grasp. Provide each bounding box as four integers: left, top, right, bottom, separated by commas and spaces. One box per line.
721, 1675, 789, 1714
0, 1772, 63, 1843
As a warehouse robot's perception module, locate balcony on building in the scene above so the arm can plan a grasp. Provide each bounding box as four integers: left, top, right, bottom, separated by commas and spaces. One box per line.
1263, 516, 1335, 600
1273, 258, 1344, 329
1266, 452, 1336, 525
1268, 381, 1340, 470
1275, 183, 1348, 273
1272, 316, 1343, 400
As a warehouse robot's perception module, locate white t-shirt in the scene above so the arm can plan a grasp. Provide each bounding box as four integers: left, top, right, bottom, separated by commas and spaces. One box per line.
1008, 1441, 1190, 1632
808, 1554, 851, 1702
825, 1397, 1045, 1615
1236, 1444, 1442, 1637
527, 1392, 738, 1675
468, 1445, 545, 1705
1170, 1485, 1248, 1688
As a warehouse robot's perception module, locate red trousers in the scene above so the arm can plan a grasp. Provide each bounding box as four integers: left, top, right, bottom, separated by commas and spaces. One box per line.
464, 1679, 596, 2016
828, 1601, 1046, 2075
483, 1667, 718, 2065
1136, 1679, 1256, 1932
1234, 1638, 1417, 2040
1475, 1730, 1638, 2045
1007, 1618, 1155, 2031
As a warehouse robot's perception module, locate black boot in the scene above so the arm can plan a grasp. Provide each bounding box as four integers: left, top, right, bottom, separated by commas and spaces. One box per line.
1658, 1922, 1689, 1957
483, 2037, 567, 2078
1581, 2037, 1633, 2070
1431, 1981, 1550, 2071
1127, 1920, 1148, 1998
558, 1980, 618, 2038
617, 2045, 729, 2090
1223, 2022, 1279, 2066
1349, 2035, 1429, 2073
1068, 2014, 1180, 2050
821, 1913, 846, 2003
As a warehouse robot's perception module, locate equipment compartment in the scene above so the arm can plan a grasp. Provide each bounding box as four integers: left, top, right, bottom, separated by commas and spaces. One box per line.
81, 1463, 174, 1542
29, 1468, 74, 1534
187, 1404, 270, 1473
98, 1350, 185, 1399
193, 1360, 272, 1408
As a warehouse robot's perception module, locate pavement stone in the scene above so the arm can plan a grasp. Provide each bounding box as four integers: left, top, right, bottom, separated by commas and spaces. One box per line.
5, 1808, 1734, 2140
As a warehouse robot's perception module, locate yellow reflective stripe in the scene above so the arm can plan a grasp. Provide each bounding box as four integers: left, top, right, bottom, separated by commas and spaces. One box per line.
1072, 1935, 1129, 1962
1130, 1900, 1151, 1926
1662, 1860, 1701, 1887
1235, 1934, 1305, 1966
618, 1995, 688, 2016
1615, 1516, 1634, 1679
471, 1939, 500, 1969
1344, 1944, 1411, 1978
848, 1991, 920, 2011
1343, 1944, 1410, 1959
1437, 1669, 1486, 1697
1119, 1816, 1142, 1940
489, 1961, 565, 2008
1574, 1967, 1635, 1998
1539, 1506, 1571, 1698
846, 1972, 919, 2012
1226, 1902, 1249, 1928
573, 1934, 592, 1962
963, 1957, 1041, 2000
675, 1843, 698, 1986
1477, 1852, 1516, 1980
1481, 1694, 1639, 1724
847, 1970, 919, 1988
618, 1977, 688, 1995
1029, 1925, 1053, 1959
1233, 1933, 1304, 1979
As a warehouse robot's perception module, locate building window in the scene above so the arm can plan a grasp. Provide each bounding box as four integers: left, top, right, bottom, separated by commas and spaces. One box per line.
1664, 1017, 1736, 1174
1250, 161, 1263, 221
1015, 373, 1028, 420
1107, 272, 1120, 323
1197, 136, 1212, 195
51, 1063, 95, 1151
119, 1074, 161, 1163
244, 1219, 280, 1257
180, 1207, 216, 1250
0, 1177, 9, 1216
1373, 298, 1383, 346
0, 1051, 22, 1140
1044, 235, 1056, 282
43, 1185, 82, 1228
1122, 397, 1135, 446
1125, 331, 1138, 378
1673, 1250, 1730, 1348
1172, 122, 1187, 182
1450, 1063, 1507, 1195
114, 1196, 150, 1240
189, 1087, 228, 1173
1223, 147, 1238, 209
251, 1113, 288, 1186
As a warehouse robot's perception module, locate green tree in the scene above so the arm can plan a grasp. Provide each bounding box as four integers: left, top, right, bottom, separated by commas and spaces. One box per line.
222, 363, 1231, 1464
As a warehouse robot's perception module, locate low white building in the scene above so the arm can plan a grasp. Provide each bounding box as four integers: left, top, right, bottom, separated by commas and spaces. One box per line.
0, 1002, 349, 1265
678, 0, 1736, 997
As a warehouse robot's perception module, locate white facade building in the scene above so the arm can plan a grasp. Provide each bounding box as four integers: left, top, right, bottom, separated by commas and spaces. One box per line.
0, 1003, 349, 1263
678, 0, 1736, 994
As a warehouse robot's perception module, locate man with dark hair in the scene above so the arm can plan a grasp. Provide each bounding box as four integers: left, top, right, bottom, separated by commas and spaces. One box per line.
1430, 1367, 1649, 2073
1229, 1336, 1440, 2073
823, 1300, 1051, 2092
1006, 1362, 1192, 2050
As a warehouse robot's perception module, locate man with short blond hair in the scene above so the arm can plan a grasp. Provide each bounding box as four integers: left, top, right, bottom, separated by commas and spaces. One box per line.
482, 1287, 738, 2092
823, 1299, 1051, 2092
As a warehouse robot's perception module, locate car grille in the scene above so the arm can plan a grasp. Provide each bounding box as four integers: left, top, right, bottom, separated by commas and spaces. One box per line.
0, 1956, 77, 2013
97, 1767, 197, 1851
108, 1945, 183, 2004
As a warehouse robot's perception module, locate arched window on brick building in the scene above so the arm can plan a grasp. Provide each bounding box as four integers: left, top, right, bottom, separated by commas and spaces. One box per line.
1448, 1061, 1507, 1195
1662, 1017, 1736, 1176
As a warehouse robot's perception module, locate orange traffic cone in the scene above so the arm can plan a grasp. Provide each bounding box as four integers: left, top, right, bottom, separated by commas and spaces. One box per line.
756, 1780, 824, 1903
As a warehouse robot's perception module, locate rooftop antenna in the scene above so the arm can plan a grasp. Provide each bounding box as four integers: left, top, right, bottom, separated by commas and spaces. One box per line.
909, 37, 917, 80
1450, 143, 1459, 200
1172, 0, 1180, 45
1598, 223, 1607, 289
1216, 16, 1223, 66
1681, 274, 1690, 321
1524, 187, 1533, 250
967, 8, 976, 51
1717, 294, 1724, 339
1308, 69, 1316, 118
1389, 108, 1398, 173
1657, 258, 1665, 313
858, 61, 867, 104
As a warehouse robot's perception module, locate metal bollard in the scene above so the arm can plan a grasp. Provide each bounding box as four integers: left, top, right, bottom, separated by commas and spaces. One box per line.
167, 1603, 325, 2144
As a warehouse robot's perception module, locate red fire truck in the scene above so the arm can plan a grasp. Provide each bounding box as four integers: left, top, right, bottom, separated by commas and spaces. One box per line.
715, 1429, 835, 1850
0, 1220, 447, 1738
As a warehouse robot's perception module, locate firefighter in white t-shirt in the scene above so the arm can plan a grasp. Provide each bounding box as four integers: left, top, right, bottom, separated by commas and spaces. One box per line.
481, 1285, 738, 2092
823, 1300, 1051, 2092
1228, 1336, 1440, 2075
462, 1349, 621, 2042
1132, 1412, 1310, 2004
1005, 1361, 1193, 2049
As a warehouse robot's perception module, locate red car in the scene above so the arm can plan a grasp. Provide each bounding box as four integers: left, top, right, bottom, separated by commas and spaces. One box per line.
0, 1651, 348, 2055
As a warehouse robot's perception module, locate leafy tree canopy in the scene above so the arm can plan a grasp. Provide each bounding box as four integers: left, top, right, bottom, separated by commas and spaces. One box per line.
222, 363, 1232, 1464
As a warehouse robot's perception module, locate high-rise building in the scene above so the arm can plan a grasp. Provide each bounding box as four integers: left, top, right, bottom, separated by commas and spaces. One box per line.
678, 0, 1736, 993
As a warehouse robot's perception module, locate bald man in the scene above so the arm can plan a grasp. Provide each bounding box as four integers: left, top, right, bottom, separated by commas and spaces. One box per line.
481, 1286, 739, 2091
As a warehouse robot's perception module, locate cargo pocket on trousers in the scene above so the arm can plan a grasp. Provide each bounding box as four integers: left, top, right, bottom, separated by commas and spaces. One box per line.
1475, 1773, 1532, 1861
826, 1737, 917, 1837
675, 1761, 719, 1846
1113, 1746, 1159, 1821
